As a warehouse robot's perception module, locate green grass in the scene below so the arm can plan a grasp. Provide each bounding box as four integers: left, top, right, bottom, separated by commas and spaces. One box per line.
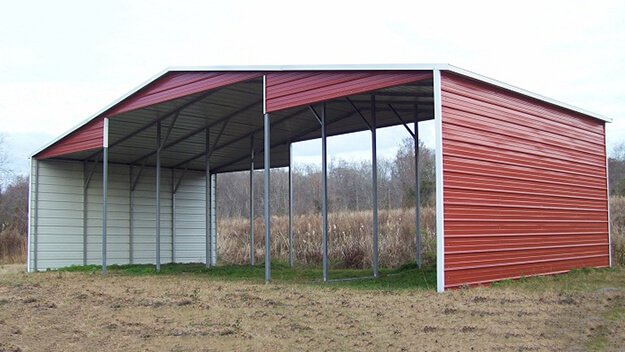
59, 261, 437, 290
491, 267, 625, 293
58, 262, 625, 293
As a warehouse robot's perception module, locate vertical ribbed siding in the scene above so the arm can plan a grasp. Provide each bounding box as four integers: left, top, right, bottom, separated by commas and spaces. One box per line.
30, 159, 209, 270
127, 167, 172, 264
441, 72, 609, 288
173, 171, 208, 263
85, 163, 132, 265
29, 160, 84, 269
265, 71, 432, 112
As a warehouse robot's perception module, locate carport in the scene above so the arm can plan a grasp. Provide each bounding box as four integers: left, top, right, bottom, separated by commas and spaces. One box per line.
28, 64, 612, 292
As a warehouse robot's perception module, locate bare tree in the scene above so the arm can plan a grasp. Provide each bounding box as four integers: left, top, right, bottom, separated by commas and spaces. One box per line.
609, 142, 625, 196
0, 134, 9, 183
216, 137, 437, 219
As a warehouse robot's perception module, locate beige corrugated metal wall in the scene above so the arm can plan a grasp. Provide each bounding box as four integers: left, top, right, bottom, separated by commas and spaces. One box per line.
28, 159, 215, 271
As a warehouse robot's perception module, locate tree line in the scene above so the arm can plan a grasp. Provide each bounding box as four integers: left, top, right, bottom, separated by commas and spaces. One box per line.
215, 137, 436, 219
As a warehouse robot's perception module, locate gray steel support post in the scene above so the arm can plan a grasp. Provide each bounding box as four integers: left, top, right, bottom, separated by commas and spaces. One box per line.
321, 103, 328, 282
33, 160, 39, 272
129, 166, 134, 264
171, 169, 176, 263
102, 118, 109, 275
250, 135, 255, 266
288, 143, 294, 269
415, 120, 421, 268
205, 128, 212, 268
263, 112, 271, 283
211, 174, 217, 265
371, 96, 379, 278
82, 161, 88, 266
155, 122, 161, 272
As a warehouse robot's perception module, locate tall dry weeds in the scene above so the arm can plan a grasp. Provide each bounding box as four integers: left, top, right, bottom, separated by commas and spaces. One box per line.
217, 207, 436, 269
611, 196, 625, 266
0, 225, 26, 264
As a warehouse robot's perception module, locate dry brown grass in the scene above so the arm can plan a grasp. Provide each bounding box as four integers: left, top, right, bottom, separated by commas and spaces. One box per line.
0, 266, 624, 351
218, 207, 436, 269
611, 196, 625, 266
0, 225, 26, 265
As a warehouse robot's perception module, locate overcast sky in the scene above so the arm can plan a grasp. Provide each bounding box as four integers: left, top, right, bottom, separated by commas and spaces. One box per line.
1, 0, 624, 175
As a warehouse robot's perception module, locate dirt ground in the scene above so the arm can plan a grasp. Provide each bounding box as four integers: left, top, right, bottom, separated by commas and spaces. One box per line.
1, 264, 624, 352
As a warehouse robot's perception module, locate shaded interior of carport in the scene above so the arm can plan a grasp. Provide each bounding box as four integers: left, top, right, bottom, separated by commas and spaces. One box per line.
32, 69, 435, 286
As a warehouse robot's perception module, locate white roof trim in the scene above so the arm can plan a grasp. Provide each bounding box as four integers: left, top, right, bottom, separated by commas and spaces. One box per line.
31, 63, 611, 158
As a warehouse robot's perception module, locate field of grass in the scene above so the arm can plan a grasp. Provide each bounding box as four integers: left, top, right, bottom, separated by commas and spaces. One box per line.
218, 206, 437, 269
1, 263, 624, 351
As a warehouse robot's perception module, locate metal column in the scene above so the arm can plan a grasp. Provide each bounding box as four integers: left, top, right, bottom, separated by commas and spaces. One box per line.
205, 128, 212, 268
33, 160, 39, 272
415, 119, 421, 268
250, 135, 255, 266
171, 169, 176, 263
434, 69, 445, 292
288, 142, 294, 269
102, 118, 109, 275
155, 122, 161, 272
211, 174, 217, 265
82, 162, 88, 266
263, 111, 271, 283
129, 166, 134, 264
371, 96, 379, 278
321, 103, 328, 282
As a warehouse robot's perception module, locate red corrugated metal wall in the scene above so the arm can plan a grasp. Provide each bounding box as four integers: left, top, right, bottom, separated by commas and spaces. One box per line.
441, 71, 609, 288
265, 71, 432, 112
35, 118, 104, 159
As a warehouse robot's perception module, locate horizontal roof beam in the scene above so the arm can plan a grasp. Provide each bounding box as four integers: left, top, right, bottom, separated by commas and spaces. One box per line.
213, 108, 363, 172
171, 106, 309, 169
108, 90, 216, 149
128, 100, 261, 165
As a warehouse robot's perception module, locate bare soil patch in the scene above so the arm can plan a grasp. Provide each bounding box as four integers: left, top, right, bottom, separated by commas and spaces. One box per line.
0, 269, 623, 351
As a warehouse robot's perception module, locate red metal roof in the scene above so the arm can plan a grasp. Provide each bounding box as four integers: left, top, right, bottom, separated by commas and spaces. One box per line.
34, 71, 262, 159
265, 71, 432, 112
106, 71, 262, 116
440, 71, 609, 289
35, 118, 104, 159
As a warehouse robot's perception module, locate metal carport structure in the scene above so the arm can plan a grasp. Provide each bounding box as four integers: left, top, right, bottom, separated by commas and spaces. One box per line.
28, 64, 612, 292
